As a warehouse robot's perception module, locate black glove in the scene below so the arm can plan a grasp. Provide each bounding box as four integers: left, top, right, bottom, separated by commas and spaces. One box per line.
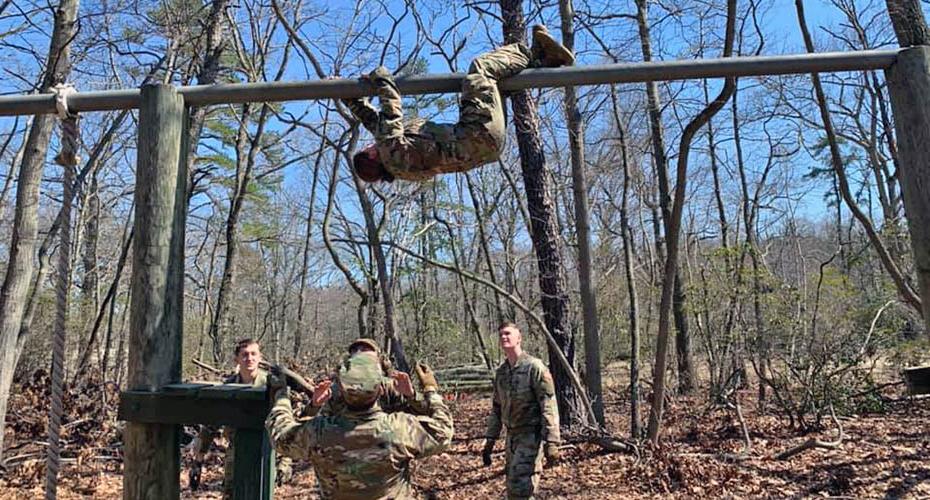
481, 439, 494, 467
189, 460, 202, 491
266, 369, 288, 398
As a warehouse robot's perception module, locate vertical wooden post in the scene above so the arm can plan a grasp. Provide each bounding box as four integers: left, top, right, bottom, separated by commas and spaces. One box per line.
123, 84, 187, 499
886, 46, 930, 329
231, 428, 275, 500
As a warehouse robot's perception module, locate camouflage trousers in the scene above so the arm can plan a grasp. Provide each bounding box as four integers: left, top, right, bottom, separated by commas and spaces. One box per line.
449, 43, 531, 170
504, 431, 544, 500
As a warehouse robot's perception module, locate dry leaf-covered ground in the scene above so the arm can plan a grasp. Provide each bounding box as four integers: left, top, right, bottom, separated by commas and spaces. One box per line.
1, 373, 929, 499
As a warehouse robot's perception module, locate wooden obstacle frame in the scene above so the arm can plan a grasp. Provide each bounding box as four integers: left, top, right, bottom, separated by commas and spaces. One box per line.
3, 46, 930, 500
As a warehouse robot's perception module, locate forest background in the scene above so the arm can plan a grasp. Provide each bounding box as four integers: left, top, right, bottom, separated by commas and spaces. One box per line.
0, 0, 928, 496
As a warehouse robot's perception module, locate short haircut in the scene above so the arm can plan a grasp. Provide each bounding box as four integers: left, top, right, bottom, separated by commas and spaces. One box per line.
498, 321, 519, 332
234, 338, 260, 356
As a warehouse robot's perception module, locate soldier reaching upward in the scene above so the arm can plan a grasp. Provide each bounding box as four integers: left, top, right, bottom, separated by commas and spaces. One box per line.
267, 352, 453, 499
482, 322, 561, 500
344, 25, 574, 183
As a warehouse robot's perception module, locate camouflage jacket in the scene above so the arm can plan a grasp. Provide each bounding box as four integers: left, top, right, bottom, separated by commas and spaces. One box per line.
485, 353, 561, 443
343, 68, 484, 181
266, 390, 454, 499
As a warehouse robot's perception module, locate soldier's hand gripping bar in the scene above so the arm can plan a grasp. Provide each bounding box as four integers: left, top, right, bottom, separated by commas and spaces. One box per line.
260, 361, 316, 396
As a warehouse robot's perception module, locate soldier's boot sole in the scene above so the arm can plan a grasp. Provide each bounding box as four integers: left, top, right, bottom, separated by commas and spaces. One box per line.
531, 25, 574, 67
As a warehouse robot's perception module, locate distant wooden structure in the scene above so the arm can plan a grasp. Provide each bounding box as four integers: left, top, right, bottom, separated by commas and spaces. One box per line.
903, 365, 930, 395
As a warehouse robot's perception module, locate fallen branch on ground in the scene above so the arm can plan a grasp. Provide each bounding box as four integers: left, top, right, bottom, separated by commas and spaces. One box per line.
774, 405, 843, 460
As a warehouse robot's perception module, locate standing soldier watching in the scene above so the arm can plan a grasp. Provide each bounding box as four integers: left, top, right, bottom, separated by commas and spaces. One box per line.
266, 352, 453, 499
189, 339, 293, 496
482, 322, 561, 499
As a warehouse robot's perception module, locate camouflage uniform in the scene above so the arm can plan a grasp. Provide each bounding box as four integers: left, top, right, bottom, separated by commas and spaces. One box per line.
267, 354, 454, 499
195, 369, 293, 498
485, 353, 561, 500
343, 43, 532, 181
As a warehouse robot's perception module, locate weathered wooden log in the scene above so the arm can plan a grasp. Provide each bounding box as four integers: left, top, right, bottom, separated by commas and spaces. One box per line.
122, 84, 187, 500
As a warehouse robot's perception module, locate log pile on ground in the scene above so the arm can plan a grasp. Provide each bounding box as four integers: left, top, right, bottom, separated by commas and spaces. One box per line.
434, 365, 493, 393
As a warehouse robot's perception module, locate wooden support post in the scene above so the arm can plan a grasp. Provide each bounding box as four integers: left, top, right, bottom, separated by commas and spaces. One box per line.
123, 84, 188, 500
886, 46, 930, 330
231, 429, 275, 500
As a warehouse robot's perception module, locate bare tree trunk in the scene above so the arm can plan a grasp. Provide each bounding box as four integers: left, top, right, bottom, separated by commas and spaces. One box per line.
207, 102, 272, 362
884, 0, 930, 330
0, 116, 30, 225
647, 0, 736, 442
322, 131, 370, 339
0, 0, 79, 460
633, 0, 697, 400
885, 0, 930, 47
610, 85, 641, 438
81, 174, 100, 313
500, 0, 580, 426
294, 120, 327, 358
796, 0, 921, 313
559, 0, 604, 425
352, 177, 409, 372
465, 173, 506, 325
184, 0, 229, 197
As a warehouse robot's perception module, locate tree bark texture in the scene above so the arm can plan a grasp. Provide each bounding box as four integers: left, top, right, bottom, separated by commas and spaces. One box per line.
0, 0, 79, 459
886, 45, 930, 332
886, 0, 930, 47
123, 84, 188, 500
646, 0, 737, 442
559, 0, 604, 425
500, 0, 579, 425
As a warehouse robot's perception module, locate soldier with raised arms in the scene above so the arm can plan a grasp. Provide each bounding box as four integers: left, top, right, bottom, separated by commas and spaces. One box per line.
266, 351, 453, 499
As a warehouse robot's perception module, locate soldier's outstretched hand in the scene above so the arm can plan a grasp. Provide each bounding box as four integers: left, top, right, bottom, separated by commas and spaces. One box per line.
414, 362, 439, 393
311, 379, 333, 408
391, 371, 415, 398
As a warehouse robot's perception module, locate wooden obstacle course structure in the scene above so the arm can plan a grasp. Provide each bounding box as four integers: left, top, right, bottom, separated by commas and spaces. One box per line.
118, 382, 275, 499
3, 45, 930, 499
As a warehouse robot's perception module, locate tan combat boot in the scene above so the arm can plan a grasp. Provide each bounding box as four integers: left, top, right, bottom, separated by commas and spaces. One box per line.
531, 24, 575, 67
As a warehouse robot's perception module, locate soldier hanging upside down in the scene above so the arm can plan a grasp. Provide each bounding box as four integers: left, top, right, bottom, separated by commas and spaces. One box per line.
343, 25, 574, 183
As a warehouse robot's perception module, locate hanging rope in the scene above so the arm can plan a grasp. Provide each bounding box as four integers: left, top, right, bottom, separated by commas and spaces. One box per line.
46, 83, 79, 500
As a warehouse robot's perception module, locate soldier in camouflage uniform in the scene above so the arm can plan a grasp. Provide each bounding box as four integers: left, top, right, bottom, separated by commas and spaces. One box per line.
190, 339, 293, 496
482, 322, 561, 500
345, 25, 574, 183
306, 338, 427, 417
266, 353, 453, 499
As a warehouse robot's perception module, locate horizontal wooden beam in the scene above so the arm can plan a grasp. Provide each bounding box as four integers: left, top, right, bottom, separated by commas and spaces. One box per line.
118, 383, 269, 429
0, 49, 901, 116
